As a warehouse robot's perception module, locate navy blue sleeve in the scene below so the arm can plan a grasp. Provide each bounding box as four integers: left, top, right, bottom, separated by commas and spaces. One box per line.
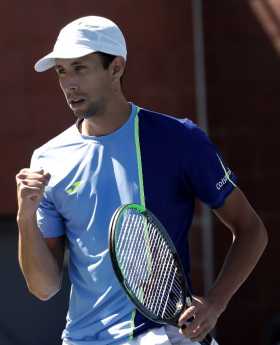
182, 120, 237, 209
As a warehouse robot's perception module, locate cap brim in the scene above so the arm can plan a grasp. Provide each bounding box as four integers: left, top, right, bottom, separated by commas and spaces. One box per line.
34, 52, 56, 72
34, 47, 97, 72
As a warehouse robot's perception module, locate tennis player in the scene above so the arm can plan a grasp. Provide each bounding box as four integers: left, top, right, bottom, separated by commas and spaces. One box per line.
16, 16, 268, 345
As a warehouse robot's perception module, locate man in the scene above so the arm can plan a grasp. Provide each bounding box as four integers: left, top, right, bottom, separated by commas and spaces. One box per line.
16, 15, 268, 345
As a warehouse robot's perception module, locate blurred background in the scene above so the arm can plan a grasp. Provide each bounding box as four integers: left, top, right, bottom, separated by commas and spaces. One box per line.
0, 1, 279, 344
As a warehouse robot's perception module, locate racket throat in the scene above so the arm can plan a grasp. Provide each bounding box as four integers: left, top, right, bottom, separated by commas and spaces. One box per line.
185, 296, 192, 307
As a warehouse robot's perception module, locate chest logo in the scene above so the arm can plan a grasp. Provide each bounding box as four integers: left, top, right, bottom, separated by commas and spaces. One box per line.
65, 181, 83, 195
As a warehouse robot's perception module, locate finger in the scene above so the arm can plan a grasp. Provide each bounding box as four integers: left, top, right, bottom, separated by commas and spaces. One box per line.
17, 172, 47, 180
17, 172, 50, 184
180, 321, 200, 338
18, 168, 45, 175
178, 307, 197, 338
179, 324, 192, 337
189, 326, 210, 343
17, 179, 46, 191
19, 184, 42, 192
178, 306, 196, 326
43, 172, 51, 180
181, 324, 201, 340
189, 318, 214, 343
20, 179, 47, 189
16, 167, 50, 178
19, 186, 43, 199
186, 310, 205, 333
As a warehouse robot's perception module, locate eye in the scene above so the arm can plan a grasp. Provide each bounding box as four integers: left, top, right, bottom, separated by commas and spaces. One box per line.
55, 67, 65, 76
74, 65, 86, 72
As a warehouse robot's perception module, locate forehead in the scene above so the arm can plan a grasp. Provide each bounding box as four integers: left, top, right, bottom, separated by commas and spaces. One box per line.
55, 53, 101, 68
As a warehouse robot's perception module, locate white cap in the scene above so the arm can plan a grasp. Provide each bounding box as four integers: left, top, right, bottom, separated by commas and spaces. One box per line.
34, 16, 127, 72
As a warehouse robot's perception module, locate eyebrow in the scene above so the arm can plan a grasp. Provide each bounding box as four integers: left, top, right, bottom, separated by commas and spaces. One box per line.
56, 60, 86, 69
71, 61, 85, 66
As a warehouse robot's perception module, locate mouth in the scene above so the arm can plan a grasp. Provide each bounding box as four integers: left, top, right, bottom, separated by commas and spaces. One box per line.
69, 98, 86, 108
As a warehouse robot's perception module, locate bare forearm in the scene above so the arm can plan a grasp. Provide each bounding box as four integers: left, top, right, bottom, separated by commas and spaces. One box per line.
207, 218, 268, 311
17, 214, 63, 300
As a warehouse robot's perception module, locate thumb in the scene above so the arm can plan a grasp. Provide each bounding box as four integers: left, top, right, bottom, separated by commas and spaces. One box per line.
44, 172, 51, 180
178, 305, 196, 326
36, 168, 44, 174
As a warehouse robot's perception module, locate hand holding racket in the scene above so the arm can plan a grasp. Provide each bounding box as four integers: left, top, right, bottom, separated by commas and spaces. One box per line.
109, 204, 217, 345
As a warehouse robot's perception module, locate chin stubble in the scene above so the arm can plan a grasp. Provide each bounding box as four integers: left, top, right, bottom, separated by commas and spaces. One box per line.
74, 100, 104, 119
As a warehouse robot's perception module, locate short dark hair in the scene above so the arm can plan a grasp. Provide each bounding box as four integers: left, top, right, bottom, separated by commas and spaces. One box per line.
97, 52, 125, 86
97, 52, 117, 69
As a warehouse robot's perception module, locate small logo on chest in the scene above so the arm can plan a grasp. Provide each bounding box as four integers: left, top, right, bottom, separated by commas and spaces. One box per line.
65, 181, 83, 195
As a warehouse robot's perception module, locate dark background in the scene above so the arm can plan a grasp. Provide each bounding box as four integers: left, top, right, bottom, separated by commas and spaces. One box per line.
0, 1, 279, 344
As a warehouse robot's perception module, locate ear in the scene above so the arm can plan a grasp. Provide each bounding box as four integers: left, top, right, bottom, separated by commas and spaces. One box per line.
110, 57, 126, 81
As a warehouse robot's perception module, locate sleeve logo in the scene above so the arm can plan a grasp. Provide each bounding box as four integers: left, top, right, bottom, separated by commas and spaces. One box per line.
216, 169, 232, 190
216, 154, 236, 191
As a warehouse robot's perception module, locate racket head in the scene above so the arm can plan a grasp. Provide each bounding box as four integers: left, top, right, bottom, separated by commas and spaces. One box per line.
109, 203, 192, 326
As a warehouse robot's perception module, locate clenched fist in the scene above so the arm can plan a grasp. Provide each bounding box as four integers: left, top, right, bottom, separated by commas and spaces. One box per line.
16, 168, 51, 218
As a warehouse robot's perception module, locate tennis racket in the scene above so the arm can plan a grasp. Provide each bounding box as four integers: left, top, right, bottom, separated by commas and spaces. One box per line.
109, 203, 215, 345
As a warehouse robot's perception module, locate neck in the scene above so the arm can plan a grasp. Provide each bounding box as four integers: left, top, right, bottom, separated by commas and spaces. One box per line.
80, 97, 131, 137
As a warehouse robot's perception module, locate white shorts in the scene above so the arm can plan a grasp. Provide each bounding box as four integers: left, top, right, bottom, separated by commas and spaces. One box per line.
62, 325, 219, 345
122, 325, 219, 345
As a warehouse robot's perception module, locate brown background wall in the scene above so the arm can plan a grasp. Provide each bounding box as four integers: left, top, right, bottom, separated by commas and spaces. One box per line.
203, 1, 280, 344
0, 1, 279, 345
1, 0, 195, 214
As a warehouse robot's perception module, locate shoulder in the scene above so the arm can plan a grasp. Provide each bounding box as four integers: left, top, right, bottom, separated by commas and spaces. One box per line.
32, 124, 81, 160
30, 124, 85, 172
138, 107, 206, 143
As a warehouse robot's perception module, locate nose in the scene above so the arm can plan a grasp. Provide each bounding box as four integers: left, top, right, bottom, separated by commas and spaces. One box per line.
60, 75, 79, 93
68, 85, 78, 91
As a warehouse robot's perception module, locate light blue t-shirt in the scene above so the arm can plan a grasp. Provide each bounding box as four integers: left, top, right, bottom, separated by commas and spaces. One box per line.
30, 103, 237, 344
31, 104, 142, 344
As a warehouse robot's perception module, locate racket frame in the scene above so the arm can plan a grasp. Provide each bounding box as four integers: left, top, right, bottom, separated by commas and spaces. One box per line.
109, 203, 193, 326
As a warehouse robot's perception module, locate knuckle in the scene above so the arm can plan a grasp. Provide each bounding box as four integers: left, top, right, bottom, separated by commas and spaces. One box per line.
20, 185, 29, 194
16, 173, 24, 181
20, 168, 30, 174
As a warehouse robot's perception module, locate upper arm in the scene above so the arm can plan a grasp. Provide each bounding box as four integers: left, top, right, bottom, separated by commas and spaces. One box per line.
182, 124, 237, 209
213, 187, 266, 237
45, 236, 66, 273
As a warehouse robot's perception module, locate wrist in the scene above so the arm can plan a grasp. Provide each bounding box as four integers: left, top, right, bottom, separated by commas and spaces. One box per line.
206, 289, 230, 315
17, 209, 37, 225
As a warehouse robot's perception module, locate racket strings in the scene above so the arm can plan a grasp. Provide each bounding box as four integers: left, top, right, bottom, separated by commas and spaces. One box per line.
118, 214, 143, 277
142, 218, 184, 313
143, 227, 177, 311
145, 229, 183, 318
143, 230, 171, 311
115, 210, 184, 320
117, 214, 151, 290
